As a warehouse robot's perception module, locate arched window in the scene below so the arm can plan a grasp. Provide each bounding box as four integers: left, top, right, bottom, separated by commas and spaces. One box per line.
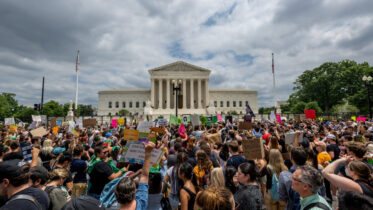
108, 101, 112, 108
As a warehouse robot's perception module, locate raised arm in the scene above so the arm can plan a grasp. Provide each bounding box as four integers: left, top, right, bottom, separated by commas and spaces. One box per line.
139, 142, 155, 183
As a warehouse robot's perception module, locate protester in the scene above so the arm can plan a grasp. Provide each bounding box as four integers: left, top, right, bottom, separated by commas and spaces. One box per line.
194, 187, 235, 210
70, 144, 88, 197
178, 162, 197, 210
226, 140, 247, 169
45, 168, 71, 210
224, 166, 238, 194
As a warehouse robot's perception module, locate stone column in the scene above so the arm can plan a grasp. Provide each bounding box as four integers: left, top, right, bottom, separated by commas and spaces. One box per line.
190, 79, 194, 109
183, 79, 186, 109
197, 79, 201, 109
166, 79, 170, 109
158, 79, 162, 109
151, 79, 155, 107
205, 79, 209, 107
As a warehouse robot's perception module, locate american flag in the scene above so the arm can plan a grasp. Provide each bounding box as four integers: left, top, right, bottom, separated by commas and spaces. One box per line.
272, 52, 274, 74
76, 50, 80, 72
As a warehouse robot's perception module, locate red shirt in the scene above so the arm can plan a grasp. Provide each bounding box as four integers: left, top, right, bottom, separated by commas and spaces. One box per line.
262, 133, 271, 145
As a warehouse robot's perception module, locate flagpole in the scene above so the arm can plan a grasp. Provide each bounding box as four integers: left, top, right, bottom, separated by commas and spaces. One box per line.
272, 53, 277, 112
75, 50, 79, 112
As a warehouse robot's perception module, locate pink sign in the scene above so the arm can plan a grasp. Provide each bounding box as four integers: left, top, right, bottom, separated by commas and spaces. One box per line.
276, 114, 282, 123
111, 119, 118, 127
217, 114, 222, 122
356, 117, 366, 122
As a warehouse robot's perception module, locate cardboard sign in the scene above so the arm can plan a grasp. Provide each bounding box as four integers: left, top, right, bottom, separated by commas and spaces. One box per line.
285, 133, 296, 145
242, 137, 265, 160
5, 117, 15, 125
137, 121, 154, 133
50, 117, 57, 128
150, 127, 166, 134
238, 122, 253, 130
121, 141, 163, 165
123, 129, 139, 141
206, 133, 222, 143
30, 127, 48, 137
191, 115, 201, 126
83, 119, 97, 127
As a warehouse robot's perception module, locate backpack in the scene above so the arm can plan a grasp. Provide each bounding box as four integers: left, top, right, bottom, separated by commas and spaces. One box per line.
269, 166, 280, 201
5, 194, 42, 210
303, 202, 331, 210
45, 186, 58, 210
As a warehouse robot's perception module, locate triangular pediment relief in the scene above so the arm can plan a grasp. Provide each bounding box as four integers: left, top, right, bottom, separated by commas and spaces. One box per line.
148, 61, 211, 73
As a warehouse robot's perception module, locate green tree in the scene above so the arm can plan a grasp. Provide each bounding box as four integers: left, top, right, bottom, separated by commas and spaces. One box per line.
0, 93, 18, 120
231, 110, 238, 115
43, 100, 64, 117
291, 102, 306, 114
119, 109, 130, 116
330, 103, 359, 113
259, 107, 275, 114
78, 104, 94, 116
305, 101, 322, 114
14, 106, 39, 122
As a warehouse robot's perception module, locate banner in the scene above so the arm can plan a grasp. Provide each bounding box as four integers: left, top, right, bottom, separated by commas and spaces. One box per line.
304, 110, 316, 119
242, 137, 264, 160
123, 129, 139, 141
121, 141, 163, 165
137, 121, 154, 133
4, 117, 15, 125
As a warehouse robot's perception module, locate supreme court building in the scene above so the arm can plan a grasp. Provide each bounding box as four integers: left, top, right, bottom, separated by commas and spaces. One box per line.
98, 61, 258, 118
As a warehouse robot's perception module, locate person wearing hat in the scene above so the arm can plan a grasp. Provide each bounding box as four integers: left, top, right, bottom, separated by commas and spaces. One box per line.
30, 166, 49, 190
0, 159, 50, 210
325, 134, 340, 161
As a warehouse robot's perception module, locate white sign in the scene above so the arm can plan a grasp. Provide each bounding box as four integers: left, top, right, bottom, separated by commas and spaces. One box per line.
41, 115, 47, 123
191, 115, 201, 126
137, 121, 154, 133
270, 111, 276, 122
76, 120, 83, 129
5, 117, 15, 125
124, 142, 163, 165
285, 132, 304, 145
68, 121, 75, 132
157, 119, 168, 126
32, 115, 42, 122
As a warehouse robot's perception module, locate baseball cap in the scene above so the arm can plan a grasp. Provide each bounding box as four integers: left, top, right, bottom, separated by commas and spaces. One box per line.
30, 166, 49, 183
0, 159, 29, 180
105, 133, 112, 138
53, 147, 66, 155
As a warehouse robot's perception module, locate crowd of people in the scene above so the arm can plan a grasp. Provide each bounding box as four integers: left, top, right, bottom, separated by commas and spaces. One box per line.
0, 117, 373, 210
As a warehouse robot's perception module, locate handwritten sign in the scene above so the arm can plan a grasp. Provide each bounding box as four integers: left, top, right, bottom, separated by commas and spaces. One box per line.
238, 122, 253, 130
121, 141, 163, 165
285, 133, 295, 145
191, 115, 201, 126
123, 129, 139, 141
83, 119, 97, 127
137, 121, 154, 133
150, 127, 166, 134
30, 127, 48, 137
5, 117, 15, 125
53, 126, 58, 135
9, 125, 17, 133
217, 114, 222, 122
118, 118, 125, 125
157, 119, 168, 126
138, 132, 156, 143
242, 137, 264, 160
206, 133, 222, 143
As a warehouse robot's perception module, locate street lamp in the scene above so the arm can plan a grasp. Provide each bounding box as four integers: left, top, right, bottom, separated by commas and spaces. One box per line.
362, 75, 372, 119
172, 79, 182, 117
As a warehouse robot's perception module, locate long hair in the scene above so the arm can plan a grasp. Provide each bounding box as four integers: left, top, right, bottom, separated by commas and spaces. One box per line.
178, 162, 199, 193
269, 136, 280, 150
268, 149, 288, 176
41, 139, 53, 155
196, 150, 212, 172
209, 167, 225, 188
349, 160, 373, 183
195, 187, 234, 210
224, 166, 237, 194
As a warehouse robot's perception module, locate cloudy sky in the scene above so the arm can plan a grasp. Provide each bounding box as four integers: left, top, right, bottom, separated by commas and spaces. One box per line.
1, 0, 373, 108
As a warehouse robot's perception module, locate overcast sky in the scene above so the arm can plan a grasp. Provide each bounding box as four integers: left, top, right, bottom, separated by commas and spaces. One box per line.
1, 0, 372, 108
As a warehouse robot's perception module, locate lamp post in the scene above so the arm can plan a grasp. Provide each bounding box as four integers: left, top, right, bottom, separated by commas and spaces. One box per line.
362, 75, 372, 119
172, 79, 182, 117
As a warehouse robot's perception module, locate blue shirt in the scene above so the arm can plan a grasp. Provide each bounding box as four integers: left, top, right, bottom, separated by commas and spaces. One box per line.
135, 182, 149, 210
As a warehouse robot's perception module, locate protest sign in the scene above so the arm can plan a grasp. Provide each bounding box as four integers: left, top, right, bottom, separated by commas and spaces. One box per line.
238, 122, 253, 130
5, 117, 15, 125
121, 141, 163, 165
270, 111, 276, 122
357, 117, 366, 122
199, 116, 207, 125
41, 115, 47, 123
299, 114, 306, 121
217, 114, 222, 122
57, 120, 62, 125
50, 117, 57, 128
138, 132, 156, 143
276, 114, 282, 123
157, 119, 168, 126
242, 137, 265, 160
28, 121, 37, 129
206, 117, 213, 125
212, 115, 218, 123
182, 116, 190, 124
30, 127, 48, 137
244, 115, 251, 122
351, 116, 356, 121
32, 115, 41, 122
137, 121, 154, 133
123, 129, 139, 141
112, 119, 118, 128
304, 110, 316, 119
53, 126, 58, 135
83, 119, 97, 127
9, 125, 17, 133
285, 133, 295, 145
150, 127, 166, 134
68, 121, 75, 132
169, 115, 178, 125
190, 115, 201, 126
118, 118, 125, 125
76, 120, 83, 129
206, 133, 222, 143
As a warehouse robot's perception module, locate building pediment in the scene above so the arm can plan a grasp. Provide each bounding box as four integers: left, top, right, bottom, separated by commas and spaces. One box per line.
148, 61, 211, 75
